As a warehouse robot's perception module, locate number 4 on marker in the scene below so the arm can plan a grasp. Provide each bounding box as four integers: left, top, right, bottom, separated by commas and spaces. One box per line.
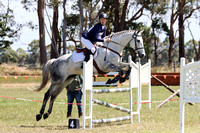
70, 120, 74, 128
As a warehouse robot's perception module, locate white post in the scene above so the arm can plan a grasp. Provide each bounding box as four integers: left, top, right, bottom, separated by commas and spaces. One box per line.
180, 58, 185, 133
138, 59, 142, 109
148, 59, 151, 109
128, 56, 133, 123
136, 61, 140, 123
82, 55, 93, 129
82, 61, 86, 129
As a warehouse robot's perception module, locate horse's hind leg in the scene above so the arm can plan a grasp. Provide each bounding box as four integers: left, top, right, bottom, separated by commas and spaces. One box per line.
43, 77, 75, 119
36, 89, 51, 121
43, 91, 60, 119
43, 84, 66, 120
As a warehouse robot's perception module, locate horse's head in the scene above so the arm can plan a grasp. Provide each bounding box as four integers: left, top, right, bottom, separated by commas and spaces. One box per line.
105, 30, 145, 58
129, 31, 146, 58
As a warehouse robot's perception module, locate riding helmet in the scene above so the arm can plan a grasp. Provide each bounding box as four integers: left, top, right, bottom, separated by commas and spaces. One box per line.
99, 12, 108, 19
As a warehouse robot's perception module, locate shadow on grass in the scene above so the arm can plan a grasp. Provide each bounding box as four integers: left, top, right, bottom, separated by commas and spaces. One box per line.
19, 125, 68, 130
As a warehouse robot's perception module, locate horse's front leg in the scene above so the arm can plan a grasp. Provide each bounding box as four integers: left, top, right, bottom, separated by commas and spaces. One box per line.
104, 63, 124, 84
118, 62, 132, 82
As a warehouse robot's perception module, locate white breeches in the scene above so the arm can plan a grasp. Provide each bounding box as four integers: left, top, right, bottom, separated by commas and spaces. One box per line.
81, 37, 96, 53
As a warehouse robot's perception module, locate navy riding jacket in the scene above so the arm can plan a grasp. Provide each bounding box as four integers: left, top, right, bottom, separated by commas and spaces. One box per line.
82, 23, 106, 44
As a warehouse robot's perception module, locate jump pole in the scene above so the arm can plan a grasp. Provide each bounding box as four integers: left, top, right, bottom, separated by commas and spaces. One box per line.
82, 55, 141, 129
151, 74, 193, 107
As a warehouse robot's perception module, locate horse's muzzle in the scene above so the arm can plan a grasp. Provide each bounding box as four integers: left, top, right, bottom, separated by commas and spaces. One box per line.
137, 50, 145, 58
139, 53, 145, 58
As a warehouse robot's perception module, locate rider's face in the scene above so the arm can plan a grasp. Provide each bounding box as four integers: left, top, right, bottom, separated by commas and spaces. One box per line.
100, 18, 107, 26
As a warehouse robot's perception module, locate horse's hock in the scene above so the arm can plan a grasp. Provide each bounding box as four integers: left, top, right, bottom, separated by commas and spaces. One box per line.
82, 55, 151, 129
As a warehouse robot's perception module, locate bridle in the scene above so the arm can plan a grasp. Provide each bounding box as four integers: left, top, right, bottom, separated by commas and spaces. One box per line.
100, 31, 144, 61
109, 32, 144, 51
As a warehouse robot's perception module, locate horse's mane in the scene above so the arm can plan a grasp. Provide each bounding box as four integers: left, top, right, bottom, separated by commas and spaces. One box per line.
106, 30, 136, 38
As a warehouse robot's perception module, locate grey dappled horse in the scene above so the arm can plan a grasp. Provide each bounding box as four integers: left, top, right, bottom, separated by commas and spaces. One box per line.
34, 30, 145, 121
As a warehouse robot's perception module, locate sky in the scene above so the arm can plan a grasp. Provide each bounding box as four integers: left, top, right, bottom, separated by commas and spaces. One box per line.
2, 0, 200, 52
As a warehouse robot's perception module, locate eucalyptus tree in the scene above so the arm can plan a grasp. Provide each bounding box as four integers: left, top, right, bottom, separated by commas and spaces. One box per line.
177, 0, 200, 60
0, 1, 21, 50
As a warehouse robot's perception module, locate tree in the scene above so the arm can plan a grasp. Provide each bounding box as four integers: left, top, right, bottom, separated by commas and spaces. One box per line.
111, 0, 152, 32
0, 1, 21, 50
26, 40, 40, 66
37, 0, 47, 65
0, 47, 18, 63
168, 0, 179, 66
50, 0, 60, 58
62, 0, 67, 54
177, 0, 200, 60
151, 17, 169, 66
78, 0, 83, 40
65, 14, 80, 47
16, 48, 27, 66
185, 39, 198, 61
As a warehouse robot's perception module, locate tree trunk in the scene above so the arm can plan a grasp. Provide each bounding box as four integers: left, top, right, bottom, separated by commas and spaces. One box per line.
79, 0, 83, 47
178, 1, 185, 61
37, 0, 47, 65
168, 20, 175, 67
113, 0, 120, 32
63, 0, 67, 54
120, 0, 129, 31
51, 0, 59, 58
188, 22, 198, 60
154, 37, 158, 66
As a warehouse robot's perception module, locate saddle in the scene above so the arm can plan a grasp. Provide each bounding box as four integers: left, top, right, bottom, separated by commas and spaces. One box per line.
76, 48, 89, 56
75, 47, 106, 74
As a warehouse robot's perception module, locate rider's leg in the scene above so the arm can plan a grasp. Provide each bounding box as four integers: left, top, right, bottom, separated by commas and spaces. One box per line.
81, 37, 96, 63
81, 37, 96, 54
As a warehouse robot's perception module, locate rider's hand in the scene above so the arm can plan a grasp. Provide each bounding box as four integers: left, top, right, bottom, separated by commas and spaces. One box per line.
104, 38, 111, 42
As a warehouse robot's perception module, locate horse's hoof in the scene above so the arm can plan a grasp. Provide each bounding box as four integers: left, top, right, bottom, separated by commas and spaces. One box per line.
106, 79, 112, 84
43, 113, 49, 119
36, 114, 42, 121
119, 78, 126, 83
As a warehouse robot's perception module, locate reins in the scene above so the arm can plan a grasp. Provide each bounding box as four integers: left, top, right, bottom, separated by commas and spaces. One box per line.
102, 31, 144, 61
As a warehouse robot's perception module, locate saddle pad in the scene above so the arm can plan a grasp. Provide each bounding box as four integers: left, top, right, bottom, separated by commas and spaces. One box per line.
72, 48, 98, 63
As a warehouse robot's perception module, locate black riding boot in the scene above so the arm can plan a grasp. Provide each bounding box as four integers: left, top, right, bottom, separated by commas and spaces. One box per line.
84, 50, 93, 62
81, 50, 93, 68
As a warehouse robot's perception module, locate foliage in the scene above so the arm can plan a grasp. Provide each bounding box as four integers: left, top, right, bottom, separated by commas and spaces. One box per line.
151, 17, 169, 36
16, 48, 27, 66
0, 47, 18, 64
0, 3, 21, 50
25, 40, 40, 66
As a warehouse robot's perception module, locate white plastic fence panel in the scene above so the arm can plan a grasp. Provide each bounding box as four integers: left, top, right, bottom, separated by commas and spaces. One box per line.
181, 59, 200, 103
180, 58, 200, 133
130, 60, 139, 88
141, 59, 151, 84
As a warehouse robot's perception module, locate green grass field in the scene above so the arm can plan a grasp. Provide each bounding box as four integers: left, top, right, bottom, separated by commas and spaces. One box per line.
0, 77, 200, 133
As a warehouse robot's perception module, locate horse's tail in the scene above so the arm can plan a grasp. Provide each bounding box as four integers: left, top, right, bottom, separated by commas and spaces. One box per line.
34, 59, 56, 92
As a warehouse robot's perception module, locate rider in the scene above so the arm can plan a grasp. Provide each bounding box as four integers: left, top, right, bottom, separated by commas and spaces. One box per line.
81, 12, 111, 62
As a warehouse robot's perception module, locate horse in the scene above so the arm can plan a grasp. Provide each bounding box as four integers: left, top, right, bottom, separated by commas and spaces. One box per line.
34, 30, 145, 121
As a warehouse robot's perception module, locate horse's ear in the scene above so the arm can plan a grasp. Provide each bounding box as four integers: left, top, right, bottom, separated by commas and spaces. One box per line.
138, 30, 144, 35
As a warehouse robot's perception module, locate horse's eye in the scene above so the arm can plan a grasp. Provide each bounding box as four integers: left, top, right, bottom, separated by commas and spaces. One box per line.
137, 40, 140, 43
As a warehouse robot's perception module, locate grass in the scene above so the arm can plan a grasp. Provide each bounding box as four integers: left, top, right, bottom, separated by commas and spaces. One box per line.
1, 77, 200, 133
